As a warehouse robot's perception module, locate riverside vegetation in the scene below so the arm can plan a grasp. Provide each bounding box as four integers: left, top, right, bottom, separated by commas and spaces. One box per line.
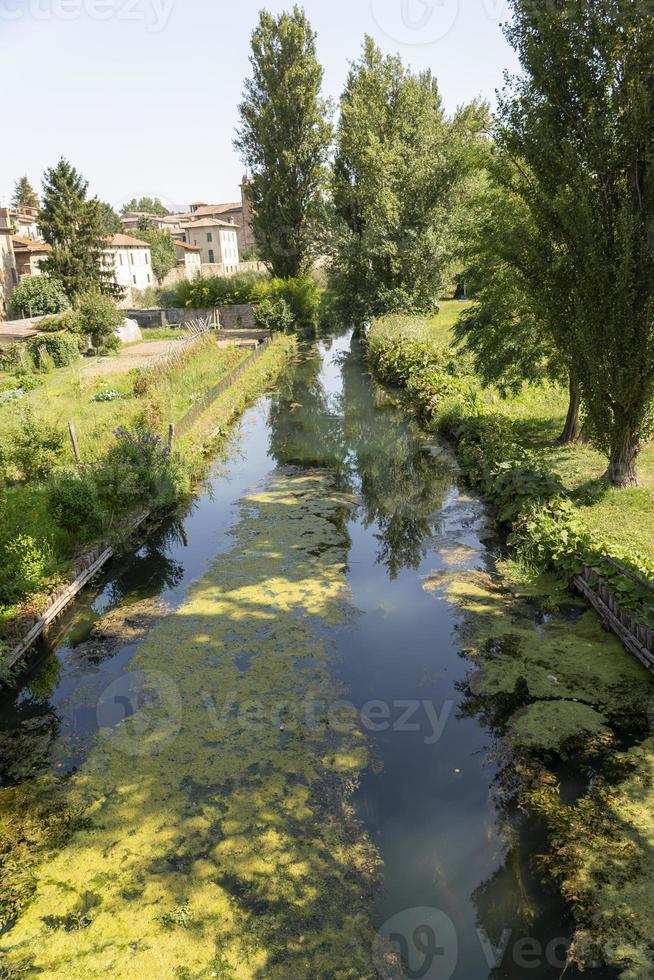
0, 327, 295, 663
366, 303, 654, 978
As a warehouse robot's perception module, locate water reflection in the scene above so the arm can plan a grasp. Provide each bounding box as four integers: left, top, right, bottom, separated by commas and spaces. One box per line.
269, 333, 453, 579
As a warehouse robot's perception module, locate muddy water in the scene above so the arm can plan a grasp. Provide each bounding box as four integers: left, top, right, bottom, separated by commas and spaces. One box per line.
0, 331, 616, 978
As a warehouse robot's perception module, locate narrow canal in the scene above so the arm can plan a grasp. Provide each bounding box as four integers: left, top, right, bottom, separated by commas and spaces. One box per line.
0, 330, 618, 978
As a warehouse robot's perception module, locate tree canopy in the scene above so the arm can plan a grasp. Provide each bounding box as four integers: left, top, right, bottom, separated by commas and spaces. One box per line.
493, 1, 654, 486
332, 37, 490, 320
121, 197, 170, 217
39, 158, 122, 301
235, 5, 332, 277
135, 218, 177, 283
11, 176, 39, 211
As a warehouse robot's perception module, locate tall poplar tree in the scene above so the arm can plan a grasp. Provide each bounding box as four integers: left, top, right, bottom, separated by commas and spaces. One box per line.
499, 1, 654, 487
39, 158, 121, 300
235, 6, 332, 277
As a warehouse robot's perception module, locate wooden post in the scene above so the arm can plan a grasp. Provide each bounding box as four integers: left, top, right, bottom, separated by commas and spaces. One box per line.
68, 421, 82, 465
167, 423, 175, 453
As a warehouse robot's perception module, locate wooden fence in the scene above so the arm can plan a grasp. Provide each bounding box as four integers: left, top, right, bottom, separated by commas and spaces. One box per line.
574, 558, 654, 671
174, 338, 270, 439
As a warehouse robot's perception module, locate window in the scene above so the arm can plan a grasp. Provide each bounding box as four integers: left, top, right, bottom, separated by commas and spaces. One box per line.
133, 275, 137, 284
208, 249, 215, 263
119, 253, 124, 265
207, 232, 213, 242
147, 274, 151, 284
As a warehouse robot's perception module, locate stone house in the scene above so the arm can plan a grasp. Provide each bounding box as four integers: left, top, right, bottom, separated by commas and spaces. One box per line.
0, 210, 18, 318
171, 178, 256, 255
180, 218, 240, 274
174, 239, 202, 278
12, 236, 51, 278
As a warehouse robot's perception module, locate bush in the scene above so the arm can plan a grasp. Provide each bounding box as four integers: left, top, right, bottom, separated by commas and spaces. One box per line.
258, 275, 322, 327
171, 271, 270, 309
10, 276, 70, 318
74, 290, 123, 351
97, 425, 188, 511
253, 297, 295, 333
38, 309, 84, 334
0, 533, 50, 607
12, 410, 66, 482
0, 344, 33, 375
45, 471, 103, 540
26, 332, 80, 369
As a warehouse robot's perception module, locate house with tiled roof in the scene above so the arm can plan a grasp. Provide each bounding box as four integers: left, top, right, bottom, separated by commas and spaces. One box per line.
0, 211, 18, 318
104, 234, 153, 298
12, 235, 51, 278
174, 239, 202, 278
180, 217, 240, 274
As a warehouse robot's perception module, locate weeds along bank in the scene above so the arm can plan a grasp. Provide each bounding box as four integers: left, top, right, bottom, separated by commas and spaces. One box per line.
366, 312, 654, 979
0, 333, 295, 664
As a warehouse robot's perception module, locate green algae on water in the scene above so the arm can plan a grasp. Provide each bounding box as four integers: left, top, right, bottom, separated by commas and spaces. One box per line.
0, 470, 378, 979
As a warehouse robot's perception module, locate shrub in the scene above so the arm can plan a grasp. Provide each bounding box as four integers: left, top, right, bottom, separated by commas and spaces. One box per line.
0, 344, 34, 375
98, 425, 188, 511
38, 309, 84, 334
253, 297, 295, 333
0, 533, 50, 607
253, 275, 321, 327
45, 471, 103, 539
74, 290, 124, 351
26, 332, 80, 369
171, 271, 270, 309
12, 410, 66, 482
10, 276, 70, 318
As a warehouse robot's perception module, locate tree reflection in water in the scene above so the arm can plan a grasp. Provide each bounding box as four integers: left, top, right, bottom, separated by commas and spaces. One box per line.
268, 331, 454, 579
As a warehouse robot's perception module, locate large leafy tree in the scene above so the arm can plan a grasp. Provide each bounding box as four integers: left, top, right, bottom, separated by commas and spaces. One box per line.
11, 176, 39, 211
498, 1, 654, 487
39, 158, 121, 300
235, 6, 332, 277
455, 160, 584, 443
332, 37, 488, 320
98, 201, 123, 235
135, 218, 176, 283
121, 196, 170, 217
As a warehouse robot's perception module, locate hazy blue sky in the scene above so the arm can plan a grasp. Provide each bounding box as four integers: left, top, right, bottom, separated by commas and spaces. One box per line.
1, 0, 519, 210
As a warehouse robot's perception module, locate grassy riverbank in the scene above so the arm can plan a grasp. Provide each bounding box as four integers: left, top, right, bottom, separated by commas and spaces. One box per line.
418, 302, 654, 561
0, 334, 294, 660
367, 305, 654, 979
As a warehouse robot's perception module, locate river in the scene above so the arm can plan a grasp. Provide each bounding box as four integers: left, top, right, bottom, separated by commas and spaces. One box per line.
0, 330, 617, 978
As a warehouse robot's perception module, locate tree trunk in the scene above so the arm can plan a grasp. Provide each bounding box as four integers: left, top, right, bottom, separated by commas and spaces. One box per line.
576, 423, 591, 445
605, 431, 640, 488
558, 376, 581, 444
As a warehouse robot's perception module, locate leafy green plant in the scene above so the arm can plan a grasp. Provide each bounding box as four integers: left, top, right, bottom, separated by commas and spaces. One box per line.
26, 333, 80, 370
10, 276, 70, 318
11, 411, 66, 482
45, 471, 103, 540
253, 297, 295, 333
74, 290, 123, 351
0, 533, 51, 606
91, 389, 122, 403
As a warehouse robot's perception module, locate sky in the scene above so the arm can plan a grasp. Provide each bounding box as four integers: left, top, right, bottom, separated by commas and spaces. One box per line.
1, 0, 520, 212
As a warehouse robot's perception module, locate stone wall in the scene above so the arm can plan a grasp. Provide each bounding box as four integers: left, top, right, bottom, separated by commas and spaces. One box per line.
217, 304, 256, 329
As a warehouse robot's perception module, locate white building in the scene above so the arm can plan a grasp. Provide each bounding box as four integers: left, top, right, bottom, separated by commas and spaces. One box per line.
104, 234, 153, 296
180, 218, 240, 274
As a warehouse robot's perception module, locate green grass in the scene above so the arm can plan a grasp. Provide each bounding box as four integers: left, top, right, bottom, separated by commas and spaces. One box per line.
0, 339, 247, 467
391, 300, 654, 563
